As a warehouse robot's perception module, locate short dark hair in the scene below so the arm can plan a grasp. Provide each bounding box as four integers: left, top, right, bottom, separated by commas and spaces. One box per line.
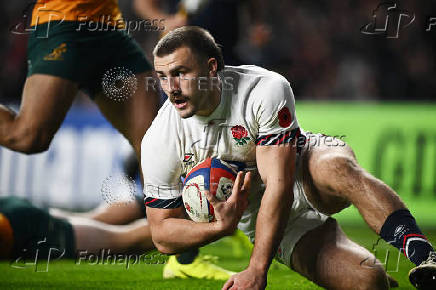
153, 26, 225, 71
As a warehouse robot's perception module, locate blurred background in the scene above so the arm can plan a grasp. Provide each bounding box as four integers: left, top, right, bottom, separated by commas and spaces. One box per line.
0, 0, 435, 221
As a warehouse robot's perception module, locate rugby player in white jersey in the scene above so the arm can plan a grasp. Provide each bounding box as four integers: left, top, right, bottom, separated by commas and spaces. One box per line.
142, 26, 436, 289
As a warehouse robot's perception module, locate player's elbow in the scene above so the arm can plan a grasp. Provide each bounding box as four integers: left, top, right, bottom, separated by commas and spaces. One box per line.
5, 127, 53, 154
154, 241, 177, 255
152, 233, 181, 255
151, 231, 175, 254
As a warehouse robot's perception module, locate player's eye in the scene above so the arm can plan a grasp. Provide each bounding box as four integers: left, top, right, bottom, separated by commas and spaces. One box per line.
158, 76, 168, 82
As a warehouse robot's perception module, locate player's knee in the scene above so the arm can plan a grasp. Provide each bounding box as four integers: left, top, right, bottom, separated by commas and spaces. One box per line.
22, 130, 52, 154
9, 126, 53, 154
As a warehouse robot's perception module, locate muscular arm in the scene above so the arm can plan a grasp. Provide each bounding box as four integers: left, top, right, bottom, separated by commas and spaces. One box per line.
250, 144, 296, 273
0, 75, 77, 153
146, 206, 223, 254
146, 171, 251, 254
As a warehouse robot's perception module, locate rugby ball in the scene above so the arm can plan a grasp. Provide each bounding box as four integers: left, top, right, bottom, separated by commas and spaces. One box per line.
182, 157, 238, 222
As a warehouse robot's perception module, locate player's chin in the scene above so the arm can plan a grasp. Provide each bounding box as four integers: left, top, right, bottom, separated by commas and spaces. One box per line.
177, 107, 196, 119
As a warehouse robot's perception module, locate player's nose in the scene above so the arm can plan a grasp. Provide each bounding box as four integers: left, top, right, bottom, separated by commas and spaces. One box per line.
169, 76, 181, 92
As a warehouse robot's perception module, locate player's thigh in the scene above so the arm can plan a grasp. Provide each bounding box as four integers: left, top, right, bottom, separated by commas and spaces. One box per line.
16, 74, 78, 139
300, 134, 357, 215
290, 218, 389, 290
94, 71, 159, 155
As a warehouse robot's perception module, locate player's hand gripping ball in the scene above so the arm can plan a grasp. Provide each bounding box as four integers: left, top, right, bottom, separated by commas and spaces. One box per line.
182, 157, 238, 222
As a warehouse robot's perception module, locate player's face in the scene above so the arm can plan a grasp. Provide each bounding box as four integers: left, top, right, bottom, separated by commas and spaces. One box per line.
154, 47, 217, 118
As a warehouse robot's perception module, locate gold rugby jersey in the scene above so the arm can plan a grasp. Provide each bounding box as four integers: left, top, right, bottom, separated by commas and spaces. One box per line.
31, 0, 123, 27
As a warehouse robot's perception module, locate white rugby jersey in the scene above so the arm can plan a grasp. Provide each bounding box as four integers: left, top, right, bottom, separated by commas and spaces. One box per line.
141, 65, 306, 233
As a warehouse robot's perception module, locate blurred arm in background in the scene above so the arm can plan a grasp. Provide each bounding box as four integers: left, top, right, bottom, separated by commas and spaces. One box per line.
134, 0, 187, 34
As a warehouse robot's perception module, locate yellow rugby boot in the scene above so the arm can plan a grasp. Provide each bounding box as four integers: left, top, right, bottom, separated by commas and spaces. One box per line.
163, 255, 236, 280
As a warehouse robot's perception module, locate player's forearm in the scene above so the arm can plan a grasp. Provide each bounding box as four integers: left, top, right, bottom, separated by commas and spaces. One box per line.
151, 217, 226, 254
249, 182, 294, 273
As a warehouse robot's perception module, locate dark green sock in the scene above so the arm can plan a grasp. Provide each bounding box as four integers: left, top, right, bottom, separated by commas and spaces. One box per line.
176, 248, 199, 264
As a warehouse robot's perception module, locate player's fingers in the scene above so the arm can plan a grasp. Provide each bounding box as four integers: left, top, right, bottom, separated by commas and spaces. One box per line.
240, 171, 252, 194
229, 171, 245, 202
205, 190, 220, 206
222, 276, 235, 290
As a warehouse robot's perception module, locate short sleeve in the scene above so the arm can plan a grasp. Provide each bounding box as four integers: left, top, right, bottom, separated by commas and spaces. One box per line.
140, 106, 184, 209
252, 77, 301, 145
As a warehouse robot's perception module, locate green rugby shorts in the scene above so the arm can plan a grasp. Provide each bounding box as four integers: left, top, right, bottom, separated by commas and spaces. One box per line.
27, 21, 152, 99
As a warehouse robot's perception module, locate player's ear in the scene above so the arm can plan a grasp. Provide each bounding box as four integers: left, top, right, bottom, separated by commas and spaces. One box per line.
207, 58, 218, 77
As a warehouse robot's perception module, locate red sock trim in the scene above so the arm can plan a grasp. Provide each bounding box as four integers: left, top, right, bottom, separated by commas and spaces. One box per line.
402, 234, 428, 258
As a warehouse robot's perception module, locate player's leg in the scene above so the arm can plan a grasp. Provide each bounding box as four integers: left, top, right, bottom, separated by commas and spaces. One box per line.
0, 74, 78, 153
50, 200, 145, 225
94, 70, 160, 158
71, 216, 154, 254
302, 135, 435, 288
0, 196, 154, 259
290, 218, 389, 290
301, 138, 405, 231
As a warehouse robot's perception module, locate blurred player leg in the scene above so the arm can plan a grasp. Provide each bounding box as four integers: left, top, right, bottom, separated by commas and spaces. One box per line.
50, 200, 145, 226
290, 218, 389, 290
94, 71, 160, 159
0, 74, 78, 153
72, 217, 154, 254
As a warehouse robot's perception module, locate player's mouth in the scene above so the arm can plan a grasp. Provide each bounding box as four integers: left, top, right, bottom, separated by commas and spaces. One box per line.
173, 98, 188, 109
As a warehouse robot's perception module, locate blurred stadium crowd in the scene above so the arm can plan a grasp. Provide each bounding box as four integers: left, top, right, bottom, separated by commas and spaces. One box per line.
0, 0, 435, 104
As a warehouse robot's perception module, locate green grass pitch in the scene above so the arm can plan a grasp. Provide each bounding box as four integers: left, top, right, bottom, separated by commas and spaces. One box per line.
1, 217, 434, 289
